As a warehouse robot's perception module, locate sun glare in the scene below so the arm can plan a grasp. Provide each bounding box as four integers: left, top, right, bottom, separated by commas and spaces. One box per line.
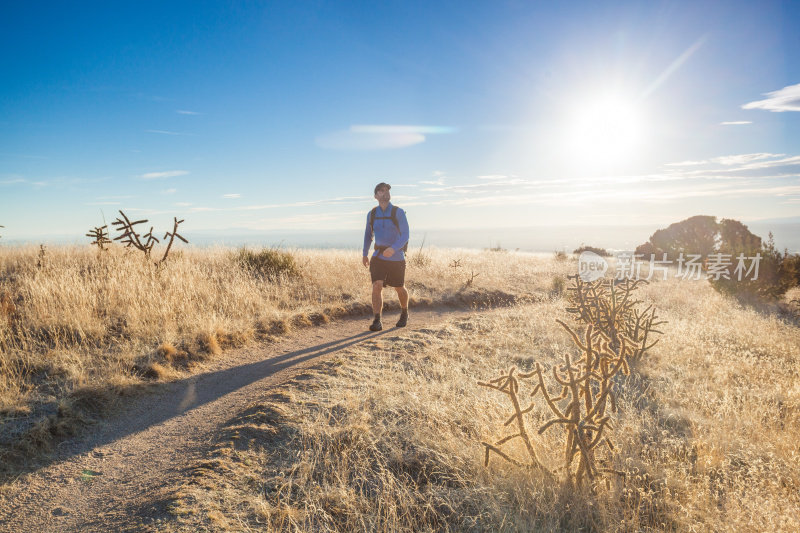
561, 93, 644, 169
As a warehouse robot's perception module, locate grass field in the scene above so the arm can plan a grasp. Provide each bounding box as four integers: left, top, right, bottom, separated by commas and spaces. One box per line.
163, 263, 800, 532
0, 245, 558, 472
2, 245, 799, 531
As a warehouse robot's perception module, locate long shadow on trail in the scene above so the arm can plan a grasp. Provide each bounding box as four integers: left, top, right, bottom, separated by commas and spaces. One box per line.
11, 326, 396, 478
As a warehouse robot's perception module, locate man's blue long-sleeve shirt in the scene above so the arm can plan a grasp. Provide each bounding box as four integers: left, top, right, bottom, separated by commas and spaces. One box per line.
363, 203, 409, 262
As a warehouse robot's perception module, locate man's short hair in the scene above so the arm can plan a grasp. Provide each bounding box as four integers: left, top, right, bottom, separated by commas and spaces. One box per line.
374, 182, 391, 194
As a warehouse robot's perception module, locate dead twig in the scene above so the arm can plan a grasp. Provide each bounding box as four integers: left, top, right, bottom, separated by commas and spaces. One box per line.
85, 225, 112, 251
160, 217, 188, 264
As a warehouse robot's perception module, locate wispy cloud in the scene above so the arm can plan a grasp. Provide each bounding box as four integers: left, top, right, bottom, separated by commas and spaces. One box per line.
174, 202, 192, 207
161, 188, 177, 195
222, 193, 241, 199
0, 177, 48, 188
664, 153, 785, 168
316, 124, 454, 151
713, 153, 783, 165
140, 170, 189, 179
316, 129, 424, 150
146, 129, 191, 136
350, 125, 457, 134
728, 154, 800, 171
720, 121, 752, 125
742, 83, 800, 112
96, 195, 134, 200
477, 174, 509, 180
176, 110, 201, 115
664, 160, 708, 167
187, 195, 369, 213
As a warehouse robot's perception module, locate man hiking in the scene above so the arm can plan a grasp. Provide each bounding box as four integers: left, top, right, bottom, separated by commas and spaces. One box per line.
362, 182, 410, 331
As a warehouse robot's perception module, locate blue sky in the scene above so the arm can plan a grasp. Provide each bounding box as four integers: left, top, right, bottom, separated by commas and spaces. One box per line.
1, 0, 799, 247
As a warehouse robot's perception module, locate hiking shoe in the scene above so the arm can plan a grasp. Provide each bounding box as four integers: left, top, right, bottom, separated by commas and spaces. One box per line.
396, 310, 408, 328
369, 318, 383, 331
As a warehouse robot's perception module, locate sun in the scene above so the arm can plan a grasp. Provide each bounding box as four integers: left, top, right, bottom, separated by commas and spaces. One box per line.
561, 93, 644, 170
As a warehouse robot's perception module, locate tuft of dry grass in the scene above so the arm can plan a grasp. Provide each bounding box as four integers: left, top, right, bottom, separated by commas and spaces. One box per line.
0, 245, 569, 474
170, 275, 800, 532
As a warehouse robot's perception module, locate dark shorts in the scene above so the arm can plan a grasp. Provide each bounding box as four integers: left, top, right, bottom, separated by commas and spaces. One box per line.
370, 257, 406, 287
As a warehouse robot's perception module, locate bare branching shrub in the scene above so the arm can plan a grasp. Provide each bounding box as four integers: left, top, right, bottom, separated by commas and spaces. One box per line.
112, 211, 159, 257
480, 275, 664, 489
85, 225, 112, 251
449, 258, 480, 287
110, 210, 187, 265
160, 216, 189, 264
235, 247, 301, 281
565, 276, 665, 362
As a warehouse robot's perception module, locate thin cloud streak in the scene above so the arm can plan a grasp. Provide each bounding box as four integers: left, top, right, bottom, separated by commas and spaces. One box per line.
664, 160, 707, 167
316, 129, 425, 150
140, 170, 189, 179
145, 129, 192, 136
350, 125, 456, 134
714, 153, 784, 165
742, 83, 800, 112
188, 195, 369, 213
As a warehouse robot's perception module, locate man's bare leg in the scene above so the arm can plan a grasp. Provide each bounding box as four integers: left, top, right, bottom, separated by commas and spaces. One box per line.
395, 286, 409, 327
370, 281, 384, 331
372, 280, 384, 315
395, 286, 408, 309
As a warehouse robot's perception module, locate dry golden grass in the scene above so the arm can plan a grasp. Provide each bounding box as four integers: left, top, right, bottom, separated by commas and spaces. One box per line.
170, 274, 800, 532
0, 245, 564, 470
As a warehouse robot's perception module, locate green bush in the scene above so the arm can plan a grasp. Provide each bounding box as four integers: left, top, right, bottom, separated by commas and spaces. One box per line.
710, 234, 800, 301
573, 244, 610, 256
235, 247, 301, 281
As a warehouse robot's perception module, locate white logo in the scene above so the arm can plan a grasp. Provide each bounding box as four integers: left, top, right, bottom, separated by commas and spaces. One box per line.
578, 251, 608, 282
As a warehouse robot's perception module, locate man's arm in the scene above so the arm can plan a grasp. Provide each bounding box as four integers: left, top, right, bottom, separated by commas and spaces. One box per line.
362, 211, 373, 266
390, 208, 409, 252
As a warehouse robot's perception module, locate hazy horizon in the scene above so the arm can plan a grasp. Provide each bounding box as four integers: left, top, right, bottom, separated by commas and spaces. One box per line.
4, 219, 798, 255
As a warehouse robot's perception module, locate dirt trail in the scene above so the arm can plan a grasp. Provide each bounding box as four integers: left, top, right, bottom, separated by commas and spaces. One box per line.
0, 307, 477, 532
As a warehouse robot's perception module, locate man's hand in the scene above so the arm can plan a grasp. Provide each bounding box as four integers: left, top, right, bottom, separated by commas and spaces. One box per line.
382, 247, 395, 258
362, 256, 370, 268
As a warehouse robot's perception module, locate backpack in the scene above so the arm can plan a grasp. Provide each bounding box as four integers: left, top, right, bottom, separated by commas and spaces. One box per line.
370, 206, 408, 252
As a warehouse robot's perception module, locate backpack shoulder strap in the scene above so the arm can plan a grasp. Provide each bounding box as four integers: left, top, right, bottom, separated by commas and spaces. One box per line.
369, 207, 378, 231
390, 206, 399, 230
